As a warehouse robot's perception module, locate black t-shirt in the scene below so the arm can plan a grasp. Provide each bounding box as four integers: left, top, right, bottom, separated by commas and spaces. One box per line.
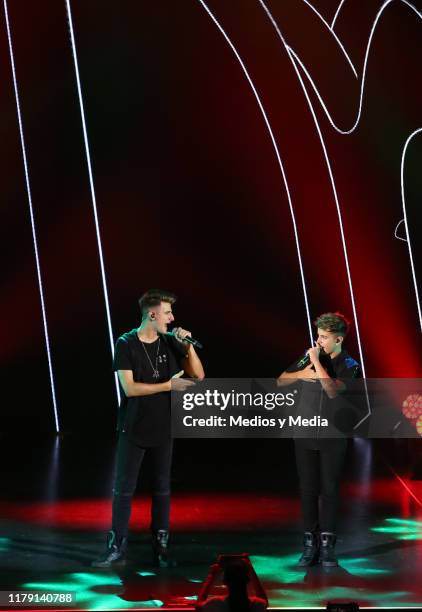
113, 329, 186, 446
285, 349, 362, 447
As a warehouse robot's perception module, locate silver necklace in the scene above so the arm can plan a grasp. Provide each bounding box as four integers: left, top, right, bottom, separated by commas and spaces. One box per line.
140, 337, 161, 379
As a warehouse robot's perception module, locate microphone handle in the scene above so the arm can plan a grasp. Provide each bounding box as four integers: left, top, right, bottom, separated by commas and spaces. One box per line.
183, 336, 203, 349
297, 352, 310, 368
167, 330, 203, 349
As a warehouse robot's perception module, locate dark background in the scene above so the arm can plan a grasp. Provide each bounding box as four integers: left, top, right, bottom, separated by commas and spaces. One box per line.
1, 0, 421, 436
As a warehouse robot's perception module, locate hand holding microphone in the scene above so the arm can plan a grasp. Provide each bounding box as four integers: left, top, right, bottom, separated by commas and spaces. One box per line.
297, 353, 311, 368
307, 341, 321, 365
297, 341, 321, 368
167, 327, 203, 349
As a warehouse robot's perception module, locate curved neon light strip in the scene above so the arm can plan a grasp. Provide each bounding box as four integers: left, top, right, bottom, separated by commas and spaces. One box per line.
394, 219, 407, 242
265, 0, 422, 337
401, 128, 422, 331
289, 0, 422, 135
331, 0, 347, 29
259, 0, 367, 379
197, 0, 313, 341
65, 0, 121, 403
301, 0, 357, 77
3, 0, 60, 431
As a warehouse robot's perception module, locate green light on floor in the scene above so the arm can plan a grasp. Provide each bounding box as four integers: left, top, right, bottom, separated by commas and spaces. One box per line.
385, 518, 422, 526
250, 554, 408, 607
266, 586, 412, 608
137, 571, 156, 577
70, 573, 122, 586
371, 518, 422, 540
89, 599, 163, 610
373, 526, 411, 533
250, 553, 306, 584
0, 537, 11, 552
341, 557, 391, 576
24, 582, 84, 591
22, 573, 163, 609
184, 596, 198, 601
188, 579, 203, 583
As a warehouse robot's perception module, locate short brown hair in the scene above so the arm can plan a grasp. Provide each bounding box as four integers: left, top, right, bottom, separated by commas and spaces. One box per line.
314, 312, 350, 337
138, 289, 177, 318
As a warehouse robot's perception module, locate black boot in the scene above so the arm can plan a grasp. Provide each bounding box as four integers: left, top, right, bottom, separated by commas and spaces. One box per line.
319, 532, 338, 567
152, 529, 176, 568
91, 530, 127, 568
298, 531, 319, 567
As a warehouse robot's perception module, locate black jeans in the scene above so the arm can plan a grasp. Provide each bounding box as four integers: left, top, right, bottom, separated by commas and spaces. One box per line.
112, 433, 173, 540
294, 439, 347, 533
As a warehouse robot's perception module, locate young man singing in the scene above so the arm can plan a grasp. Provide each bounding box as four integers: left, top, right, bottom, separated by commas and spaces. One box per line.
93, 289, 205, 568
278, 312, 361, 567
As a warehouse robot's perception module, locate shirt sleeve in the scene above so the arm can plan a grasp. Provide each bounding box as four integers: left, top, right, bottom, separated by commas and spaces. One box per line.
336, 356, 362, 380
113, 336, 132, 371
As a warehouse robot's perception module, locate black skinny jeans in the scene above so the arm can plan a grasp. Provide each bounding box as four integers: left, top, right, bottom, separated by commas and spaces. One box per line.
111, 433, 173, 540
294, 439, 347, 533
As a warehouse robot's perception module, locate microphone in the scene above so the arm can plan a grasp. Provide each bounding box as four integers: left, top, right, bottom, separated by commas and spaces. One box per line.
166, 329, 203, 349
297, 352, 310, 369
296, 343, 324, 368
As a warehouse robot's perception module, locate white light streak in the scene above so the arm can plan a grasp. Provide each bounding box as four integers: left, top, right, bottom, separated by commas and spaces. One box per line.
65, 0, 120, 403
290, 0, 422, 135
389, 465, 422, 507
290, 2, 422, 330
400, 128, 422, 331
197, 0, 314, 341
331, 0, 347, 29
301, 0, 357, 77
3, 0, 60, 432
261, 0, 422, 357
394, 219, 407, 242
260, 0, 372, 427
259, 0, 367, 379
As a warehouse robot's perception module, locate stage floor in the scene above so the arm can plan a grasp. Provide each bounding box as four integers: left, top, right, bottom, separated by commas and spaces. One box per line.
1, 435, 422, 610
